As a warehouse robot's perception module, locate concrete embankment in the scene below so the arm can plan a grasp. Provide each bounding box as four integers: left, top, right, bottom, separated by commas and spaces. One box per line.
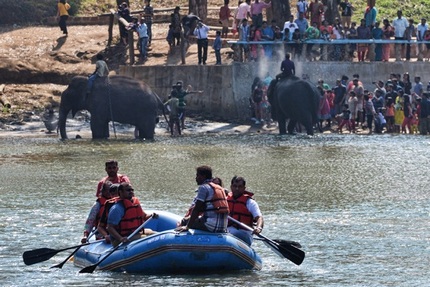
120, 61, 430, 122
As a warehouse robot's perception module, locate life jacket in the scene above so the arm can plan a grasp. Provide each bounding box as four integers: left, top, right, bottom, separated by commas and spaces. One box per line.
227, 191, 254, 227
95, 197, 108, 227
117, 198, 144, 237
98, 197, 119, 227
205, 182, 229, 214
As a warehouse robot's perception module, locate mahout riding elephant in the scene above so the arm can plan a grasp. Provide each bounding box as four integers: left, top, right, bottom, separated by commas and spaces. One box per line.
59, 75, 165, 140
267, 76, 320, 135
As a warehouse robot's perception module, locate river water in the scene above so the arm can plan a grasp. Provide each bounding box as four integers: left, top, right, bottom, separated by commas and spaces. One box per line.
0, 133, 429, 286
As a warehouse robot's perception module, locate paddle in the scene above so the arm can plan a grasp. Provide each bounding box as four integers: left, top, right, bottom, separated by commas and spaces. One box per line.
50, 229, 98, 269
79, 216, 150, 273
228, 216, 305, 265
253, 237, 302, 249
23, 240, 102, 266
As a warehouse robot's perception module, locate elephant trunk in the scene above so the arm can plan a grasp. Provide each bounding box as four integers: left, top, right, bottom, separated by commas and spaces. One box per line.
58, 108, 69, 139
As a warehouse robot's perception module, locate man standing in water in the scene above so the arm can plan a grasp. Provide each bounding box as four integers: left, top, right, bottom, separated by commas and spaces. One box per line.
96, 160, 130, 197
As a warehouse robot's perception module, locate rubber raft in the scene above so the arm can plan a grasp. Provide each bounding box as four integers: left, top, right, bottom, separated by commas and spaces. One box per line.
74, 211, 262, 273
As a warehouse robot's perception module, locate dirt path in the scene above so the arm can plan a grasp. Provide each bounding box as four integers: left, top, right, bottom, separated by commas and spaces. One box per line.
0, 23, 236, 134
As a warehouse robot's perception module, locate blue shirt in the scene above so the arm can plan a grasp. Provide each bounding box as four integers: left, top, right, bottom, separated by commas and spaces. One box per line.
107, 201, 125, 225
213, 36, 222, 50
294, 18, 309, 36
135, 23, 148, 38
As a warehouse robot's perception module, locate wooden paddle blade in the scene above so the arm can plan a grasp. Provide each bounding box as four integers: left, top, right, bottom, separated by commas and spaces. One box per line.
50, 249, 77, 269
79, 264, 98, 273
273, 239, 302, 249
265, 239, 305, 265
23, 248, 58, 265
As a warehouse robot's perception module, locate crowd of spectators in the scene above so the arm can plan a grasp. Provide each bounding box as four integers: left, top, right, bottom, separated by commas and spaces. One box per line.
228, 0, 430, 62
313, 72, 430, 135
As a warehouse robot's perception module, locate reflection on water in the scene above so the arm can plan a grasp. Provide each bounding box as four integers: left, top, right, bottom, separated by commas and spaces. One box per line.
0, 134, 429, 286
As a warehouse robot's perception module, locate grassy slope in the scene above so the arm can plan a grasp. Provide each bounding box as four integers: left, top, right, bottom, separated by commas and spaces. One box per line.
1, 0, 429, 25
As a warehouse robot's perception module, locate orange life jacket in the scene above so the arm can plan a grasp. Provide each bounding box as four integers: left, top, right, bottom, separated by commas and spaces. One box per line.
95, 197, 108, 227
205, 182, 229, 214
227, 191, 254, 227
118, 198, 144, 236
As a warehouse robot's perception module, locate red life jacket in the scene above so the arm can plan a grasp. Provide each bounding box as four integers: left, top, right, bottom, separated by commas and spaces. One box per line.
95, 197, 108, 227
99, 196, 119, 227
206, 182, 229, 214
227, 191, 254, 227
118, 198, 144, 236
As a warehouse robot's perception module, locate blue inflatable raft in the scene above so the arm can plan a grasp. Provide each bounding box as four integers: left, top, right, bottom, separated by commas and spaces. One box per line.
74, 211, 262, 273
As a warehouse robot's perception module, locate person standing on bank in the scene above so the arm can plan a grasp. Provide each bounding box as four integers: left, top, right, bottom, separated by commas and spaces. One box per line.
227, 176, 264, 246
194, 20, 210, 65
142, 0, 154, 46
219, 0, 232, 38
132, 16, 149, 62
213, 30, 223, 65
176, 165, 229, 233
57, 0, 71, 36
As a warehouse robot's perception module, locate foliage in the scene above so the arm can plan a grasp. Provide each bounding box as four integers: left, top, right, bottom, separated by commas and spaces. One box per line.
349, 0, 430, 24
1, 0, 430, 25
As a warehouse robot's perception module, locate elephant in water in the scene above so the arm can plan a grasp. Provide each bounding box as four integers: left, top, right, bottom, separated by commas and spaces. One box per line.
267, 76, 320, 135
59, 75, 165, 140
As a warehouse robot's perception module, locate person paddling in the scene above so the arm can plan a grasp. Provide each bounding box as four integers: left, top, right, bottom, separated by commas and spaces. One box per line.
176, 165, 229, 233
106, 183, 155, 246
81, 181, 113, 243
227, 176, 264, 245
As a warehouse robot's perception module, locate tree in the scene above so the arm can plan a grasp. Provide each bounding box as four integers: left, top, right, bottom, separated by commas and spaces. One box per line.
189, 0, 207, 21
323, 0, 341, 25
270, 0, 291, 28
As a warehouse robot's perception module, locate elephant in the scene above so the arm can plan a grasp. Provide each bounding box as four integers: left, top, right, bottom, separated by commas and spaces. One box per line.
59, 75, 165, 140
267, 76, 320, 135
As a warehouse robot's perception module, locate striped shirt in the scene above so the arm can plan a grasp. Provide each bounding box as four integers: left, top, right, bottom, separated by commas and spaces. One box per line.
194, 180, 228, 232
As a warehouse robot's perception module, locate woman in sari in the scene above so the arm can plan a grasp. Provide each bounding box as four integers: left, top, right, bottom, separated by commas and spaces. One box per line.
381, 19, 394, 62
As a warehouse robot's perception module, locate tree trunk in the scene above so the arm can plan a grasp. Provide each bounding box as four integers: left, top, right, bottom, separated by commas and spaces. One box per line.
189, 0, 207, 21
323, 0, 341, 25
270, 0, 291, 29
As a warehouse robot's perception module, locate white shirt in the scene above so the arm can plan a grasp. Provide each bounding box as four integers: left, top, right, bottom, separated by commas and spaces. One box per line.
236, 2, 250, 20
392, 17, 409, 38
193, 24, 210, 39
283, 21, 298, 39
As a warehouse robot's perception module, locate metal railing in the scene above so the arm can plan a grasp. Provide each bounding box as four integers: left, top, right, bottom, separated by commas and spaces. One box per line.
226, 39, 430, 62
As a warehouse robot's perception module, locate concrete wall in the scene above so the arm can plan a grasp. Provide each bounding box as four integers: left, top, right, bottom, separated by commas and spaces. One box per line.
119, 61, 430, 122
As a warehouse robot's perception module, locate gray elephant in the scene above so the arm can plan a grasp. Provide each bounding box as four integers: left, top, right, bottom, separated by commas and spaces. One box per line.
267, 76, 320, 135
59, 75, 165, 140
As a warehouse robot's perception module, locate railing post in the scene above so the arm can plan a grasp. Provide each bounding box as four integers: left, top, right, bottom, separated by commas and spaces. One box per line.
129, 31, 134, 65
108, 14, 114, 47
395, 41, 401, 61
368, 42, 375, 61
321, 43, 328, 61
417, 42, 424, 61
